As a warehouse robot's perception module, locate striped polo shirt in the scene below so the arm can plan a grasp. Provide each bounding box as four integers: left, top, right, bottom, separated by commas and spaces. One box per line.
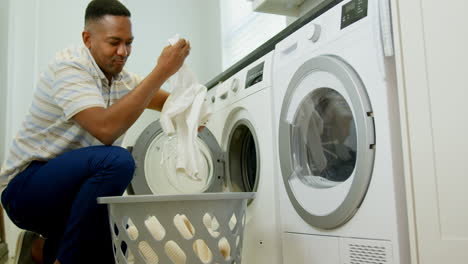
0, 45, 142, 186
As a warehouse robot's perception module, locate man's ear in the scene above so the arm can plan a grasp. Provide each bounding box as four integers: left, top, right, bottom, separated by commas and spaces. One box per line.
82, 31, 91, 49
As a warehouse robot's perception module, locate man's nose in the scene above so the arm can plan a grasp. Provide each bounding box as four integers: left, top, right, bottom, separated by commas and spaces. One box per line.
117, 44, 128, 56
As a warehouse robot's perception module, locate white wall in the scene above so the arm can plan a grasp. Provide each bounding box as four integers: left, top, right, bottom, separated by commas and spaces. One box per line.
123, 0, 221, 83
1, 0, 221, 258
3, 0, 38, 161
36, 0, 89, 71
3, 0, 41, 255
0, 0, 10, 163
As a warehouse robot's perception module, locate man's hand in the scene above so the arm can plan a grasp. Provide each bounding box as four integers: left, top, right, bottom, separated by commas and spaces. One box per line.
155, 39, 191, 79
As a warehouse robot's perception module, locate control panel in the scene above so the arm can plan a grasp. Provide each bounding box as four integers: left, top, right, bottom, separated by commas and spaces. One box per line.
207, 51, 274, 110
341, 0, 368, 29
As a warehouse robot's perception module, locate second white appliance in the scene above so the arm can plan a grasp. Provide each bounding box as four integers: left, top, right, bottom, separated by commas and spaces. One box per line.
271, 0, 410, 263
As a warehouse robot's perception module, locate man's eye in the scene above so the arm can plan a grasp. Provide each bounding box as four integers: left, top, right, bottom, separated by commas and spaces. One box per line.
110, 42, 119, 46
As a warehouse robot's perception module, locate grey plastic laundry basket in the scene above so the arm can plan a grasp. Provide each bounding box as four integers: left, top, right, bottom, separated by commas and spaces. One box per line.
98, 192, 255, 264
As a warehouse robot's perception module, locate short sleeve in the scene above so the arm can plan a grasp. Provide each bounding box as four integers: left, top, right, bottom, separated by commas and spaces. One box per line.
52, 62, 106, 120
131, 73, 143, 87
121, 71, 143, 92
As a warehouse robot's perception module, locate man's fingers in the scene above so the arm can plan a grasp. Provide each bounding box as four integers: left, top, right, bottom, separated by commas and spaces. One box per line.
174, 38, 188, 49
183, 40, 191, 57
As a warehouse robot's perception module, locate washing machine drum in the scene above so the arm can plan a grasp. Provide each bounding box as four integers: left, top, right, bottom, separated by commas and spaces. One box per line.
128, 120, 225, 195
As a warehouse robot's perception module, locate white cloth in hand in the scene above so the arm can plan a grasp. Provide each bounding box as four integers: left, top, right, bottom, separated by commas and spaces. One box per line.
160, 34, 212, 181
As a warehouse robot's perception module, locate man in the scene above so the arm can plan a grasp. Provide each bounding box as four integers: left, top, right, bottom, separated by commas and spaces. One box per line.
0, 0, 190, 263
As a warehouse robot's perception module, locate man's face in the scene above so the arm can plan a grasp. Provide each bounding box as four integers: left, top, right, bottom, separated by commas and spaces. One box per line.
83, 15, 134, 79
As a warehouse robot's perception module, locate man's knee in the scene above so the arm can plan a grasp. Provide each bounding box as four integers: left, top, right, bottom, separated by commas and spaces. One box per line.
89, 146, 135, 187
108, 146, 135, 173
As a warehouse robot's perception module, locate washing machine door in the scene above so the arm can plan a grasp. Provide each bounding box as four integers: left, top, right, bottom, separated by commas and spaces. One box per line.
129, 120, 225, 195
278, 55, 375, 229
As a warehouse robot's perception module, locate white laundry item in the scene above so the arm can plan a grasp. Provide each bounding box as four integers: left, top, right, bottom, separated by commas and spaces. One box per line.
125, 219, 188, 264
126, 226, 160, 263
218, 237, 231, 260
126, 213, 231, 263
145, 216, 166, 241
173, 214, 195, 240
139, 241, 159, 263
193, 239, 213, 263
160, 34, 212, 182
165, 240, 187, 264
126, 225, 139, 240
302, 107, 327, 172
203, 213, 220, 238
228, 215, 237, 231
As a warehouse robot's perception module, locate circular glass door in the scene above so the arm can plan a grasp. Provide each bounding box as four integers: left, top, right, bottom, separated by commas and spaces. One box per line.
290, 88, 357, 188
278, 55, 375, 229
130, 120, 224, 195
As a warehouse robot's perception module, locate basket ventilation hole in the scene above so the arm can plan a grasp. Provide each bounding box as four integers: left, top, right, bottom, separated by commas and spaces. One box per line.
113, 222, 120, 237
174, 214, 195, 240
218, 237, 231, 260
145, 215, 166, 241
125, 248, 135, 263
242, 213, 246, 227
124, 217, 138, 240
165, 240, 187, 264
203, 213, 220, 238
193, 239, 213, 264
236, 236, 240, 248
119, 241, 129, 262
229, 214, 237, 231
138, 241, 159, 264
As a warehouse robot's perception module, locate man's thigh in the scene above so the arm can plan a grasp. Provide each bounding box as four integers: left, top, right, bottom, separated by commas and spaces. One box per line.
4, 146, 128, 236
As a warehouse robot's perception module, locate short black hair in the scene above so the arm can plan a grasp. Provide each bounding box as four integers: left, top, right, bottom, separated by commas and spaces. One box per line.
85, 0, 131, 26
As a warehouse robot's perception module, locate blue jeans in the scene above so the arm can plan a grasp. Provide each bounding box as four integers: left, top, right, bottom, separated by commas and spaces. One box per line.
1, 146, 135, 264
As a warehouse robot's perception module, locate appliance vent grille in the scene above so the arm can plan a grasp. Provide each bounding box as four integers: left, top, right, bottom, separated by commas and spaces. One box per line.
341, 238, 393, 264
349, 243, 388, 263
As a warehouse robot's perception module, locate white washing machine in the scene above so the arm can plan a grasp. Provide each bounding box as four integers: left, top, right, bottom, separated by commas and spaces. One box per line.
271, 0, 410, 263
129, 51, 282, 264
